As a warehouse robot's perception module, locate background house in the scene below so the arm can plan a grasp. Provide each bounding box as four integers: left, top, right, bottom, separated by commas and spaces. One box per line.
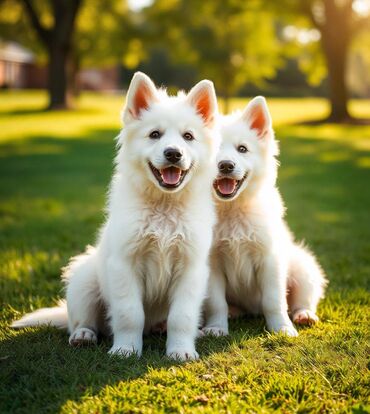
0, 40, 120, 91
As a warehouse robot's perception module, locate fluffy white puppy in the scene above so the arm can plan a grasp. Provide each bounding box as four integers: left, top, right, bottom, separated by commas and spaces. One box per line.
13, 72, 220, 360
203, 97, 327, 337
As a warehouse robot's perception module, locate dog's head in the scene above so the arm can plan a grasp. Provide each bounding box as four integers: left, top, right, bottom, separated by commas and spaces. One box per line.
213, 97, 279, 201
119, 72, 219, 194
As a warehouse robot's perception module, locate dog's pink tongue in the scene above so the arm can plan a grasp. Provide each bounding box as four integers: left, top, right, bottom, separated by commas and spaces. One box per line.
217, 178, 236, 195
161, 167, 182, 185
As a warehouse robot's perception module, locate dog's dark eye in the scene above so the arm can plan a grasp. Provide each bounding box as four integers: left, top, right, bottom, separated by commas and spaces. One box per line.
149, 130, 161, 139
237, 145, 248, 153
183, 132, 194, 141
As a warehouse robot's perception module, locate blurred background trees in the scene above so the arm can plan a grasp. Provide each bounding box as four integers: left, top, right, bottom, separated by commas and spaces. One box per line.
0, 0, 82, 109
0, 0, 133, 109
0, 0, 369, 121
280, 0, 370, 121
142, 0, 282, 112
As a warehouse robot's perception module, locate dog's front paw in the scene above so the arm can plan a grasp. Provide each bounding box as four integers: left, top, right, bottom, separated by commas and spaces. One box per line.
202, 326, 228, 337
293, 309, 319, 326
274, 324, 299, 337
69, 327, 97, 346
167, 348, 199, 361
266, 314, 299, 337
108, 344, 141, 357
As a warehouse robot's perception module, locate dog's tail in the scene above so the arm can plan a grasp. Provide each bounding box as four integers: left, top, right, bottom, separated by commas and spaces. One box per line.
11, 300, 68, 330
11, 246, 98, 331
288, 243, 327, 314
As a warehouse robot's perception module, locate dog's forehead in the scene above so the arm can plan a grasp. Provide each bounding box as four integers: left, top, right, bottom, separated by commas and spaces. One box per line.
221, 118, 257, 144
143, 98, 205, 130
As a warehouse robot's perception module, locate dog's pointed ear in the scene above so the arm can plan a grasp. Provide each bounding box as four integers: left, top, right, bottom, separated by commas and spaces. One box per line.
187, 80, 218, 127
242, 96, 272, 138
123, 72, 158, 124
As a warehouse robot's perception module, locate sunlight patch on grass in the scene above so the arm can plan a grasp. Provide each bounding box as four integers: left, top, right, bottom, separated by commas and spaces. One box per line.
0, 91, 122, 143
314, 212, 344, 224
283, 143, 317, 155
227, 97, 330, 125
319, 151, 352, 163
356, 156, 370, 168
0, 198, 66, 227
278, 166, 301, 179
279, 124, 370, 144
352, 139, 370, 151
0, 248, 62, 281
0, 142, 67, 157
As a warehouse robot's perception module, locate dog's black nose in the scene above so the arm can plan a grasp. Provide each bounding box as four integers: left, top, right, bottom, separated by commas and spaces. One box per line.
164, 148, 183, 164
218, 160, 235, 174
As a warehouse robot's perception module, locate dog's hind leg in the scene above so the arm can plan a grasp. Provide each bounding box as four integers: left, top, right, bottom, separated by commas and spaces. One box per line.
288, 244, 327, 326
63, 247, 100, 346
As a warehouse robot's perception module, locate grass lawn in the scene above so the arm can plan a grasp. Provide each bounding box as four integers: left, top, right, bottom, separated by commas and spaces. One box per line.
0, 90, 369, 413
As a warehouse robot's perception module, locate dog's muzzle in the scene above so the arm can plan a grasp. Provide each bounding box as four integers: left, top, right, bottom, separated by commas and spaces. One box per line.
149, 162, 190, 190
213, 171, 248, 199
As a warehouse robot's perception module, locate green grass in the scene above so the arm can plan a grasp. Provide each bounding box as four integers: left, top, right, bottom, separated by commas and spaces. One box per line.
0, 90, 369, 413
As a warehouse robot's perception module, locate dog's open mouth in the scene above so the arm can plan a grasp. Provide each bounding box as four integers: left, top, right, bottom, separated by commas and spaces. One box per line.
213, 173, 248, 199
149, 163, 189, 189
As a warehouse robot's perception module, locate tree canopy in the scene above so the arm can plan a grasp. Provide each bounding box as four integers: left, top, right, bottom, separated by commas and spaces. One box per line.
142, 0, 283, 111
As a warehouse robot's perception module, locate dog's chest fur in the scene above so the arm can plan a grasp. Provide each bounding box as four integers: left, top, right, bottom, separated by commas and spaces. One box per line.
213, 203, 269, 310
130, 200, 191, 307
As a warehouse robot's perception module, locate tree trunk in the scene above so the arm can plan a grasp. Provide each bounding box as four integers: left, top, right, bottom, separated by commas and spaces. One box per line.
22, 0, 81, 110
68, 53, 81, 99
324, 43, 350, 122
320, 0, 352, 122
320, 25, 351, 122
48, 44, 72, 109
46, 0, 81, 110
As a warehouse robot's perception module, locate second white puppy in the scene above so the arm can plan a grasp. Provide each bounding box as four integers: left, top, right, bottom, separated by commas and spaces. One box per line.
204, 97, 327, 337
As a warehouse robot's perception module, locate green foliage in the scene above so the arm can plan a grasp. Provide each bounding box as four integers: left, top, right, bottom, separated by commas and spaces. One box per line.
0, 0, 47, 60
74, 0, 139, 68
0, 0, 135, 68
143, 0, 283, 107
282, 25, 327, 87
276, 0, 370, 89
0, 91, 370, 413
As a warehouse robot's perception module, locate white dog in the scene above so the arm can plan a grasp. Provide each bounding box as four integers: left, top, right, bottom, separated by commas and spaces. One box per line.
203, 97, 327, 337
12, 72, 220, 360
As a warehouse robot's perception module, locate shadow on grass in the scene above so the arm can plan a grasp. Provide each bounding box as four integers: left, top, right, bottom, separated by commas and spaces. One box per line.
0, 107, 103, 118
0, 108, 49, 116
294, 117, 370, 126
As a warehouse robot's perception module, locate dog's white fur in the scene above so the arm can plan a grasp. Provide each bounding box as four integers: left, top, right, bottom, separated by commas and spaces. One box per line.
203, 97, 327, 337
12, 72, 220, 360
